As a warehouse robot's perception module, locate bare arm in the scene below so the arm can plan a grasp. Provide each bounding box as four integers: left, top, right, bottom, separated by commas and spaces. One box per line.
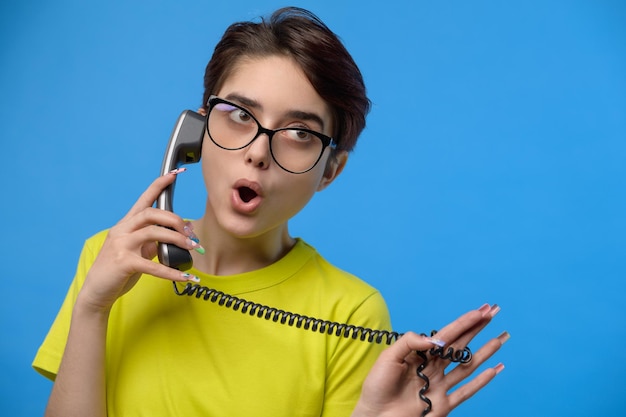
44, 171, 200, 417
45, 299, 110, 417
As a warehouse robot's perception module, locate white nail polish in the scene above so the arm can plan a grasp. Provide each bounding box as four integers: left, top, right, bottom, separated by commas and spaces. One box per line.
425, 337, 446, 347
181, 273, 200, 283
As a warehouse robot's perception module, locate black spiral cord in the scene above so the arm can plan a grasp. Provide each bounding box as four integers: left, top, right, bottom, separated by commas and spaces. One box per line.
173, 282, 472, 416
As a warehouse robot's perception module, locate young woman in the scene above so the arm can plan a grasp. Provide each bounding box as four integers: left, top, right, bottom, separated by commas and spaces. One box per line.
34, 7, 506, 417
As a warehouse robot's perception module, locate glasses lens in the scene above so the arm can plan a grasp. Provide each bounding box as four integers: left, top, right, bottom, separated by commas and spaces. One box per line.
208, 102, 258, 150
271, 129, 324, 173
207, 99, 327, 173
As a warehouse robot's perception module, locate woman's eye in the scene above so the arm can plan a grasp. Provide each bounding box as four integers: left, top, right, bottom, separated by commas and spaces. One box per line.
230, 110, 252, 124
214, 103, 253, 124
285, 129, 312, 141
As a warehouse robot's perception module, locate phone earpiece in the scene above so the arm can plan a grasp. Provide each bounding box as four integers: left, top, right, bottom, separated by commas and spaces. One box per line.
156, 110, 205, 270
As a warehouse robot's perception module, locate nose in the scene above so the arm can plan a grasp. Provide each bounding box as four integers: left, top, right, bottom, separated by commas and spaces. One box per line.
243, 132, 272, 169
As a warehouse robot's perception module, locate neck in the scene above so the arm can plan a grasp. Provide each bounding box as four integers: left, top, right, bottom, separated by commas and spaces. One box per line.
189, 215, 296, 276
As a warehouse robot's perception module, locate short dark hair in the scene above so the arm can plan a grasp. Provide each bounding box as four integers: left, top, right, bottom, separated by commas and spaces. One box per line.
202, 7, 370, 152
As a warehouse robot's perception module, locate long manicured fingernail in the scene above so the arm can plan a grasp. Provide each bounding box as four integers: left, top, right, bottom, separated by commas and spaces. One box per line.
183, 222, 194, 236
425, 337, 446, 347
183, 222, 202, 251
489, 304, 501, 318
183, 224, 204, 253
187, 230, 201, 244
190, 235, 204, 254
168, 167, 187, 175
186, 238, 205, 255
181, 272, 200, 283
494, 363, 505, 374
497, 331, 510, 345
479, 303, 491, 316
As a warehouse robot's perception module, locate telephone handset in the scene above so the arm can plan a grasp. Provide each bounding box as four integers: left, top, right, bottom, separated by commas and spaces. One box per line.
156, 110, 205, 271
155, 111, 470, 417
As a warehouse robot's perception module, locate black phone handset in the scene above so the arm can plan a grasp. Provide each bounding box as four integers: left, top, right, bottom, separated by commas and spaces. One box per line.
156, 110, 205, 271
156, 111, 471, 417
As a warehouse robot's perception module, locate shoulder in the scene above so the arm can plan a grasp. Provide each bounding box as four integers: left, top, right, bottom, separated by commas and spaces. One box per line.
82, 228, 110, 252
293, 239, 389, 319
70, 229, 111, 276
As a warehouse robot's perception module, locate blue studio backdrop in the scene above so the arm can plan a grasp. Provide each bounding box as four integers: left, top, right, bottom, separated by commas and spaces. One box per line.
1, 1, 625, 415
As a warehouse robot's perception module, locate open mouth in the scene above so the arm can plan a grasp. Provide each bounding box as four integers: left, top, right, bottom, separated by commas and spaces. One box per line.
238, 186, 258, 203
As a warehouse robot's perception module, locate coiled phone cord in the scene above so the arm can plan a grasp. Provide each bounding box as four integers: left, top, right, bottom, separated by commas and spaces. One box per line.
173, 282, 472, 416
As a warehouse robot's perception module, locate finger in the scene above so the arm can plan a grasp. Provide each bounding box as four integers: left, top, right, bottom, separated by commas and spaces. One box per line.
141, 240, 159, 260
140, 225, 204, 253
111, 222, 202, 263
447, 363, 505, 411
133, 256, 200, 283
444, 304, 500, 356
431, 305, 490, 347
122, 171, 180, 221
126, 223, 197, 254
386, 332, 444, 363
445, 331, 510, 388
118, 207, 188, 237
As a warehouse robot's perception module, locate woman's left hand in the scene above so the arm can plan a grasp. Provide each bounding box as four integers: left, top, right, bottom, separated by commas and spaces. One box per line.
352, 303, 508, 417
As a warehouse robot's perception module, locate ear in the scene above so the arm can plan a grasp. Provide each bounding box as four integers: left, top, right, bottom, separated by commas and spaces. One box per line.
197, 107, 207, 116
317, 151, 348, 191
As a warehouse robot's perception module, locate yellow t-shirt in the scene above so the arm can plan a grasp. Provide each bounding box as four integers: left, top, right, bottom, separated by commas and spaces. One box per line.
33, 230, 392, 417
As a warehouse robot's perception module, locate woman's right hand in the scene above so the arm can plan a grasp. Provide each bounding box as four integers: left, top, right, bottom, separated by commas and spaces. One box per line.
77, 170, 200, 312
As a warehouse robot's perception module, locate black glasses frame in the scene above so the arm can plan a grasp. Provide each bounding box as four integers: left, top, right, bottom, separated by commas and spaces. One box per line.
206, 95, 337, 174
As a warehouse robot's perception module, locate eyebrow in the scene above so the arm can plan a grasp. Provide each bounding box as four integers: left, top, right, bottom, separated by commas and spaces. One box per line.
224, 93, 260, 110
223, 92, 327, 132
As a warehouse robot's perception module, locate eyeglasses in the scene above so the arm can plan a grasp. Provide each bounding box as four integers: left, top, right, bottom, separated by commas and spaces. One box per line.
205, 95, 337, 174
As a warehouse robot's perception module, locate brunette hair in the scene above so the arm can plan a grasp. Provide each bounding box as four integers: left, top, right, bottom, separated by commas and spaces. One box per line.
202, 7, 370, 152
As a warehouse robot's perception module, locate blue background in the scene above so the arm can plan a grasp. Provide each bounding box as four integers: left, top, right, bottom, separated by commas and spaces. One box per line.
1, 0, 625, 415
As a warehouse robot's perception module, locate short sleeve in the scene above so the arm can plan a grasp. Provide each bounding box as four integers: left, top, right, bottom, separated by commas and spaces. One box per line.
320, 290, 392, 416
32, 230, 107, 380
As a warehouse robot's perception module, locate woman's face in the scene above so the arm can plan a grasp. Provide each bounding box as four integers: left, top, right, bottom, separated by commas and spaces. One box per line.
200, 55, 344, 240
